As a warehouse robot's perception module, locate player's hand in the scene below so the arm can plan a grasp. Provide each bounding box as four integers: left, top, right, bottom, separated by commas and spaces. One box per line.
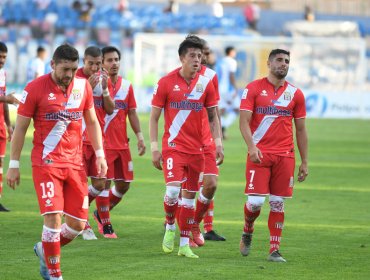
215, 145, 224, 166
95, 156, 108, 178
7, 125, 13, 142
248, 146, 263, 163
88, 73, 100, 89
100, 68, 109, 90
137, 139, 146, 156
297, 162, 308, 182
151, 150, 163, 170
5, 93, 20, 105
6, 168, 20, 190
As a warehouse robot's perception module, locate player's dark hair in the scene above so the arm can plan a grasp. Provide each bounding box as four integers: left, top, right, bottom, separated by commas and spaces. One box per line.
0, 42, 8, 53
225, 46, 235, 56
178, 35, 203, 56
52, 44, 79, 64
37, 46, 46, 54
84, 46, 102, 58
102, 46, 121, 61
268, 49, 290, 60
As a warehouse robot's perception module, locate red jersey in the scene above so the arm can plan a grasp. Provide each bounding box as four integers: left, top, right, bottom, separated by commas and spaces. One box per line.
199, 65, 220, 148
104, 76, 136, 150
76, 68, 106, 145
0, 68, 6, 137
152, 69, 218, 154
240, 77, 306, 156
18, 73, 94, 169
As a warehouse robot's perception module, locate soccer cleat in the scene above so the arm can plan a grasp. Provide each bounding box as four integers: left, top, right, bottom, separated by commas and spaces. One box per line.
239, 233, 252, 256
178, 244, 199, 259
189, 238, 199, 248
203, 230, 226, 241
82, 222, 98, 240
33, 242, 50, 280
102, 224, 118, 239
0, 203, 10, 212
191, 225, 205, 246
93, 210, 104, 235
162, 229, 175, 253
267, 250, 287, 262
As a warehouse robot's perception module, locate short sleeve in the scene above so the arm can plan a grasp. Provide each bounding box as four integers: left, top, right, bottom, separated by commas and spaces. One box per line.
17, 85, 37, 118
240, 83, 255, 112
84, 81, 94, 111
128, 84, 137, 109
293, 89, 306, 119
204, 79, 218, 108
151, 79, 167, 108
212, 75, 220, 102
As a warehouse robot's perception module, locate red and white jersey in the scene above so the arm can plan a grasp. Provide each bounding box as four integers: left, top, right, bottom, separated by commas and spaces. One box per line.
199, 65, 220, 148
240, 77, 306, 156
18, 73, 94, 169
76, 68, 106, 145
0, 68, 6, 134
104, 76, 136, 150
152, 68, 218, 154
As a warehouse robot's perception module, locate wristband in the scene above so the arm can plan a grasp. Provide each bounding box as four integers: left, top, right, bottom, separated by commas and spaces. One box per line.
150, 142, 159, 152
9, 160, 20, 168
102, 89, 110, 97
214, 137, 222, 147
95, 149, 105, 158
136, 132, 144, 141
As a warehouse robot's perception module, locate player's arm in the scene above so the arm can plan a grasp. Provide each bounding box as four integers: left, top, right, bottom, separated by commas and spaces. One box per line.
0, 93, 20, 105
239, 110, 262, 163
101, 69, 115, 115
84, 108, 107, 177
128, 108, 146, 156
294, 118, 308, 182
6, 115, 31, 189
149, 106, 162, 170
206, 106, 224, 165
3, 103, 13, 141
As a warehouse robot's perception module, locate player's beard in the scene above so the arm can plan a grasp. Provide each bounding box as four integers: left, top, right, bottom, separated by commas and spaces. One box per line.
273, 67, 288, 80
57, 76, 73, 88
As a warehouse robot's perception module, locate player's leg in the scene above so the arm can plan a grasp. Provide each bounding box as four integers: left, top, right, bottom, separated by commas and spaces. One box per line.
240, 155, 271, 256
0, 139, 9, 212
267, 155, 295, 262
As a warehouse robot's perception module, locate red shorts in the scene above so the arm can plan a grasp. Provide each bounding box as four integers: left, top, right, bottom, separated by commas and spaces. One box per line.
83, 144, 105, 178
106, 149, 133, 181
32, 166, 89, 220
245, 153, 295, 198
203, 145, 219, 176
0, 137, 6, 157
162, 150, 204, 192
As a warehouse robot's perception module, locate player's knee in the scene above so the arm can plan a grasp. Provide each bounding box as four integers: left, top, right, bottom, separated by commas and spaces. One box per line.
247, 195, 266, 212
164, 185, 180, 205
203, 177, 217, 194
115, 182, 130, 194
269, 195, 285, 212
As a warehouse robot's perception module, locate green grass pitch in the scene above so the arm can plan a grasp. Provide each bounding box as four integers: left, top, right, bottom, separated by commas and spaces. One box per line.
0, 116, 369, 279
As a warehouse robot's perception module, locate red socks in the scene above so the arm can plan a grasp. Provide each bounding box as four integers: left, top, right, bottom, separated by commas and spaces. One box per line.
243, 202, 261, 234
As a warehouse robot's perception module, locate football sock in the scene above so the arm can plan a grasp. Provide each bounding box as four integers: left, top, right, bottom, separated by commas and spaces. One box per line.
179, 198, 195, 244
203, 200, 214, 232
88, 184, 101, 205
243, 202, 261, 234
194, 192, 212, 225
60, 223, 81, 246
42, 225, 62, 278
268, 199, 285, 253
163, 186, 180, 226
96, 190, 111, 226
109, 185, 122, 210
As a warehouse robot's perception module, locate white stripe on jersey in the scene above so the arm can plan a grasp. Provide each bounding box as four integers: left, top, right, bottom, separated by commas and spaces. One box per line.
203, 67, 216, 80
42, 78, 86, 159
252, 84, 297, 145
104, 110, 118, 133
167, 75, 211, 144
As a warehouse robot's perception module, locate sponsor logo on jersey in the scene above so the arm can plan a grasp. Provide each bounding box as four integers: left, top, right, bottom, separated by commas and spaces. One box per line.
20, 90, 28, 103
167, 171, 174, 178
115, 101, 128, 110
45, 199, 53, 207
48, 92, 56, 101
173, 85, 180, 92
169, 100, 203, 112
255, 106, 291, 116
283, 91, 291, 101
45, 110, 83, 121
260, 90, 268, 96
195, 83, 203, 93
184, 93, 194, 98
94, 99, 103, 108
241, 88, 248, 99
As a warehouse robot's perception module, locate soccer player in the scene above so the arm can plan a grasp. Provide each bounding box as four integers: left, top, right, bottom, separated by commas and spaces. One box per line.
150, 35, 224, 259
0, 41, 19, 212
6, 44, 107, 280
191, 38, 225, 245
217, 46, 239, 139
26, 46, 47, 84
93, 46, 146, 238
239, 49, 308, 262
76, 46, 115, 240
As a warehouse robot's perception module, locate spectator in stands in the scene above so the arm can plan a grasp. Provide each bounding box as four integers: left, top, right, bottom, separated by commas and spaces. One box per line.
26, 46, 47, 84
304, 5, 315, 22
243, 1, 260, 31
72, 0, 94, 23
163, 0, 178, 14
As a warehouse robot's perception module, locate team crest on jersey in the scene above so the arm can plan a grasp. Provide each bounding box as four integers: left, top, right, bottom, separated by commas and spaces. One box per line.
72, 89, 82, 100
195, 83, 203, 93
242, 89, 248, 99
283, 91, 291, 101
